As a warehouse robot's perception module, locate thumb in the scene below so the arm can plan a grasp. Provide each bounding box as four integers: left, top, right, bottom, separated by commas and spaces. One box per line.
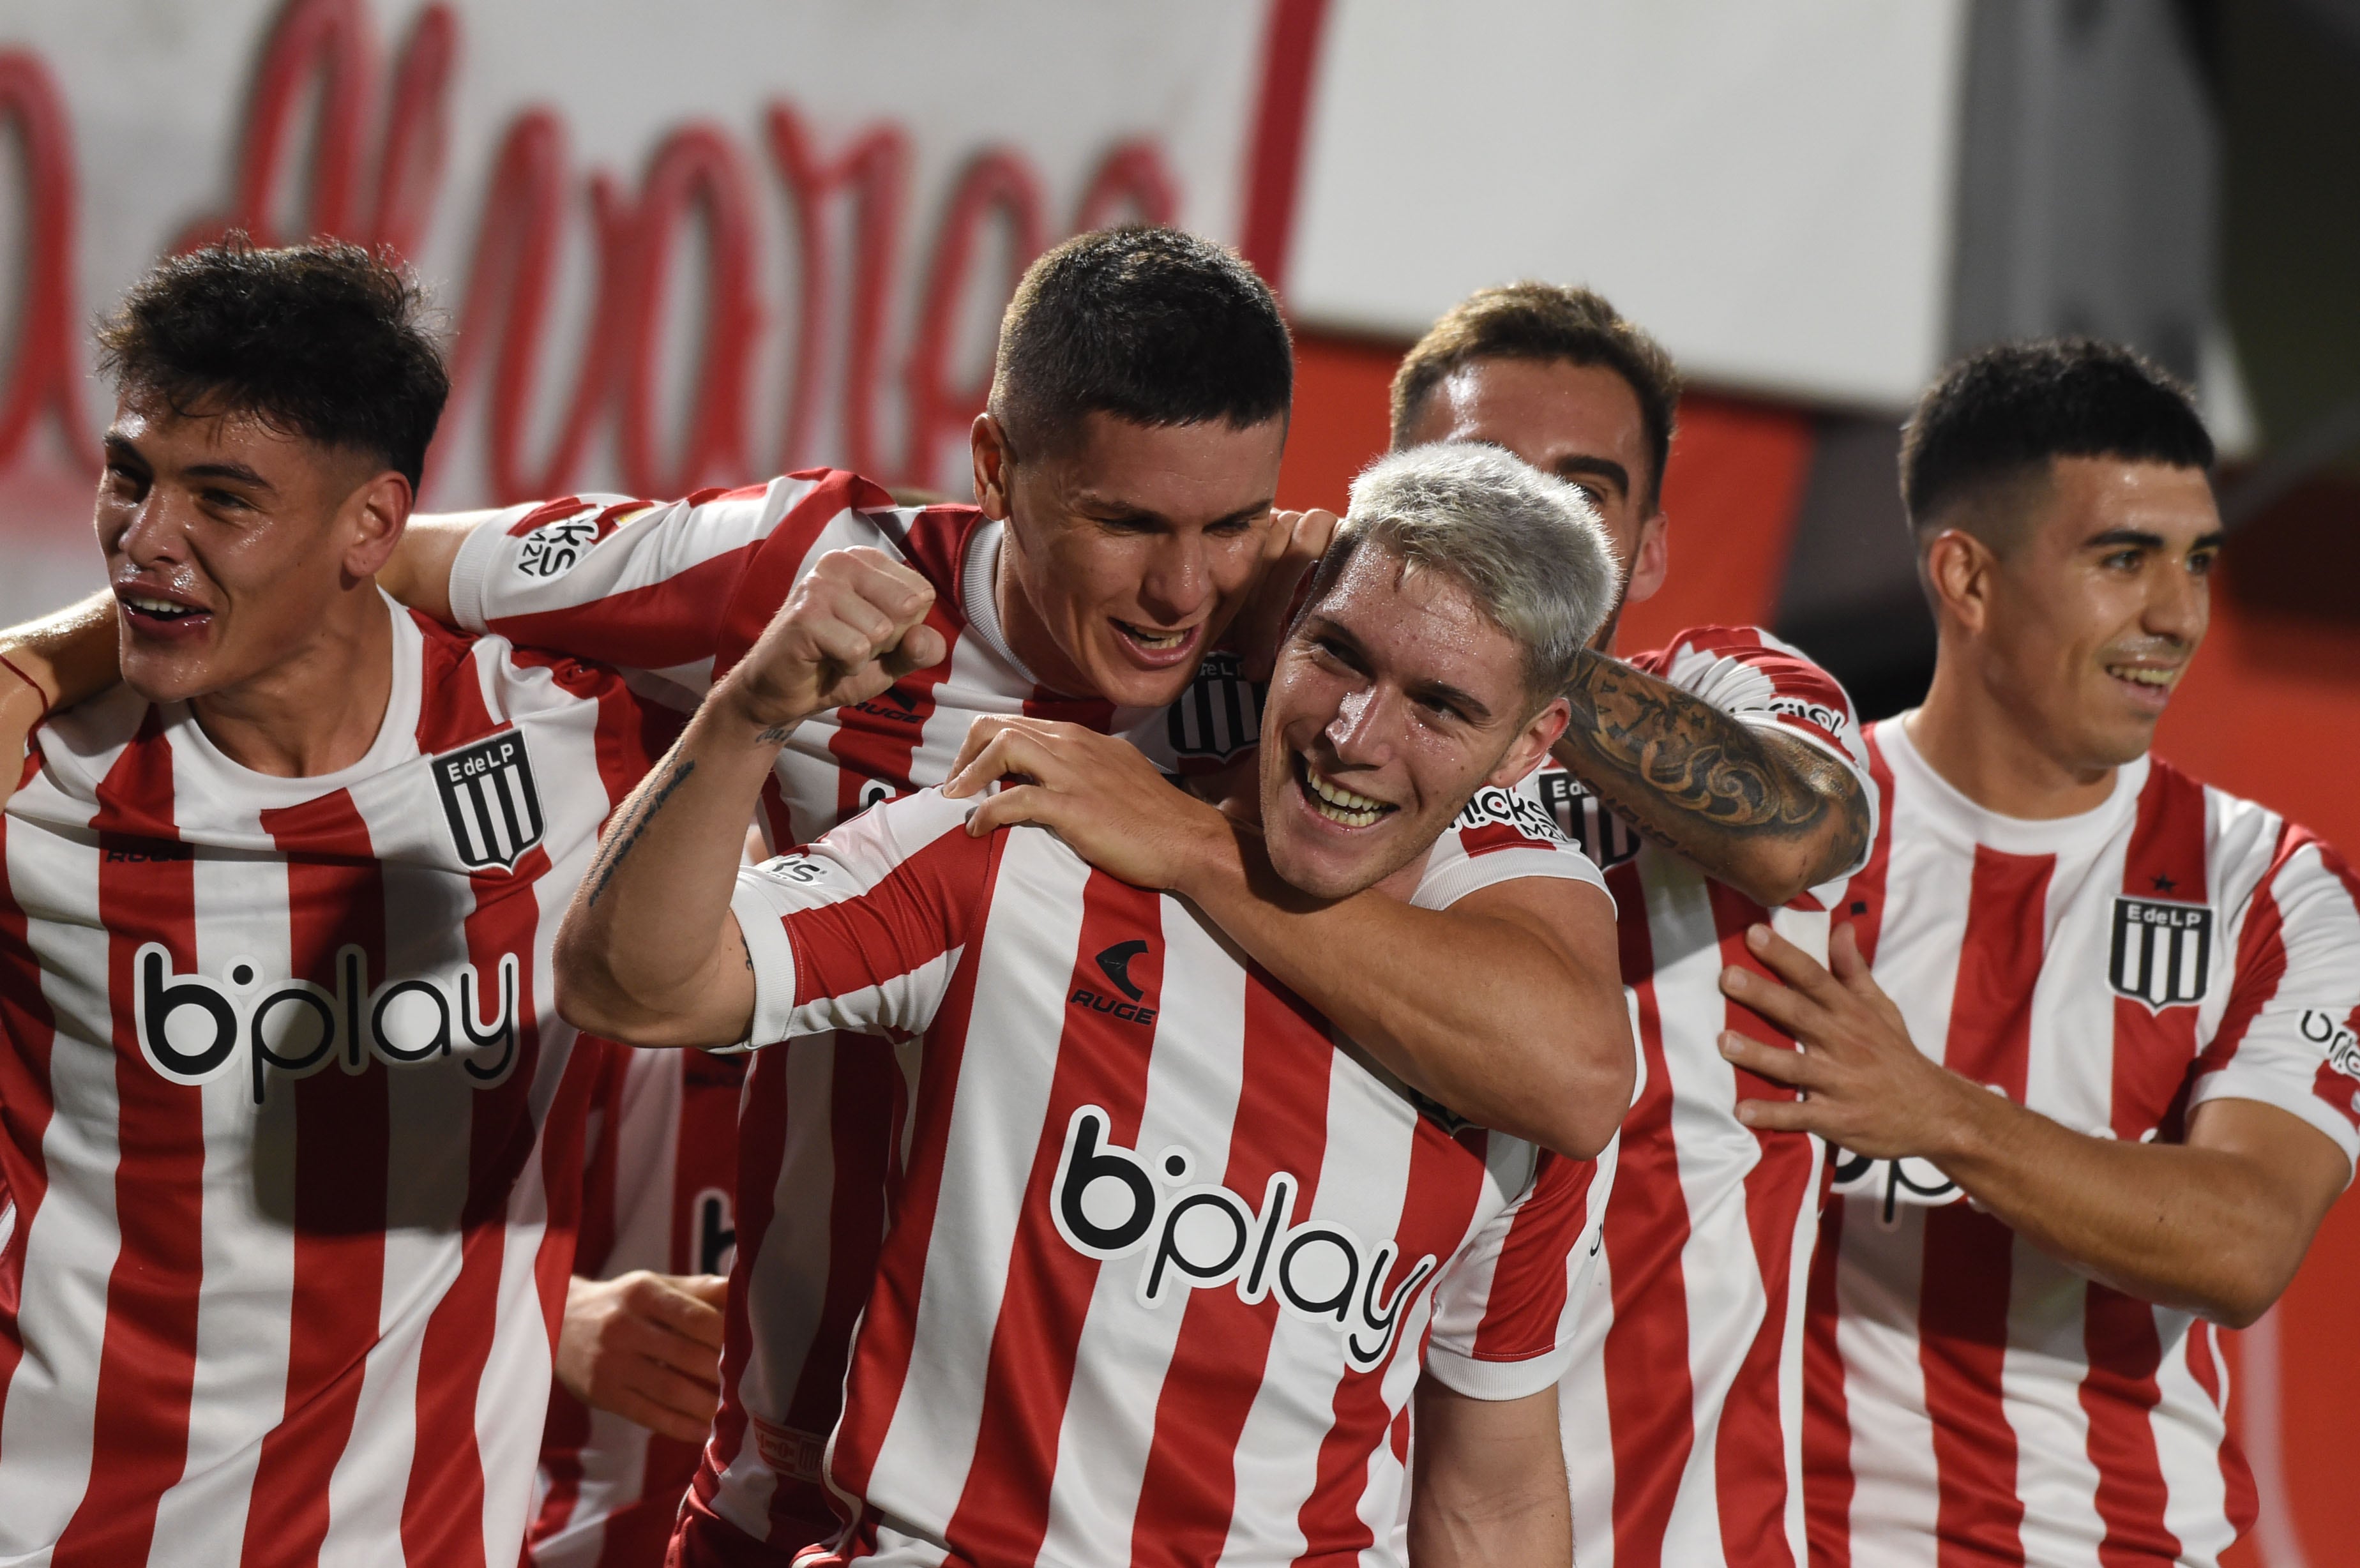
683, 1274, 729, 1308
884, 622, 948, 679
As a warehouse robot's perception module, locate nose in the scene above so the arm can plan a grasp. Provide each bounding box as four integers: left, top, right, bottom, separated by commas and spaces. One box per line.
2144, 553, 2209, 645
109, 485, 188, 573
1324, 683, 1400, 769
1135, 532, 1210, 624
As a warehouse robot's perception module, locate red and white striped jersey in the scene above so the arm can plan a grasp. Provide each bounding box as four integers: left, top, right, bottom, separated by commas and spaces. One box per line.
716, 785, 1613, 1568
529, 1043, 748, 1568
0, 601, 664, 1567
1803, 718, 2360, 1568
448, 471, 1267, 1553
1522, 626, 1873, 1568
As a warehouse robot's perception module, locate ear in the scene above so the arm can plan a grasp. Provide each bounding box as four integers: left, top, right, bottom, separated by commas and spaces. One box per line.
341, 469, 414, 582
1487, 695, 1571, 788
971, 413, 1012, 520
1623, 509, 1670, 606
1922, 528, 1995, 636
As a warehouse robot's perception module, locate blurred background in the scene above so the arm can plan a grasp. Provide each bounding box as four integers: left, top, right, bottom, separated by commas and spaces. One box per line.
1, 3, 2354, 1558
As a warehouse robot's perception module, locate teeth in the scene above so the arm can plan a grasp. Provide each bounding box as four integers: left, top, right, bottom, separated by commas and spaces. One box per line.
1302, 763, 1391, 827
126, 594, 194, 616
2108, 666, 2174, 688
1119, 621, 1187, 650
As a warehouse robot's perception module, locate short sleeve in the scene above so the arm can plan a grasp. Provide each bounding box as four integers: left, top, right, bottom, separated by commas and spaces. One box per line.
1635, 625, 1877, 882
1423, 1136, 1618, 1400
1417, 781, 1612, 914
2190, 830, 2360, 1176
727, 788, 995, 1050
448, 470, 902, 692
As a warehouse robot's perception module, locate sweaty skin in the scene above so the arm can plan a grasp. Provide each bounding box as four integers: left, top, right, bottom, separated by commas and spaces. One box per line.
1718, 457, 2347, 1328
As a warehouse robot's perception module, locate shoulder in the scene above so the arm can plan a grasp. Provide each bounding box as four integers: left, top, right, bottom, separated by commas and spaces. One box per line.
1418, 782, 1610, 912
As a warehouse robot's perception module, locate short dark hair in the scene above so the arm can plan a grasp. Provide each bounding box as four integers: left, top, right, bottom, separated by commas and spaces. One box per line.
1900, 338, 2213, 540
96, 236, 449, 490
1390, 282, 1683, 510
988, 227, 1292, 457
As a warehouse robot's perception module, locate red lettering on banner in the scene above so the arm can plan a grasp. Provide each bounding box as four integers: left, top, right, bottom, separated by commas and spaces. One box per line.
1072, 142, 1179, 234
903, 151, 1047, 488
0, 50, 86, 471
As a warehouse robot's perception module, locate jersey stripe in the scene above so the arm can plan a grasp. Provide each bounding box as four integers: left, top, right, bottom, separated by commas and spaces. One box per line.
0, 781, 61, 1449
52, 718, 200, 1566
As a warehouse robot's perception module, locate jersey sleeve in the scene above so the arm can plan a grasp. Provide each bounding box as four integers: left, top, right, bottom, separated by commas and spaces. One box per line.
1633, 625, 1877, 882
1416, 780, 1612, 913
1421, 1136, 1617, 1399
2189, 829, 2360, 1175
727, 788, 995, 1050
446, 469, 897, 698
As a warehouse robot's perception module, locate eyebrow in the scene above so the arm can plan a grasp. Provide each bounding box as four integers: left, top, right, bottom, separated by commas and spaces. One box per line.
1073, 493, 1275, 529
103, 433, 277, 494
2084, 527, 2227, 552
1301, 614, 1498, 725
1552, 455, 1630, 496
1413, 679, 1495, 725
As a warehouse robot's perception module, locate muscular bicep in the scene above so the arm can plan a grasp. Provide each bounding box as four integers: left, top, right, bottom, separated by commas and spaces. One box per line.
1451, 874, 1623, 1011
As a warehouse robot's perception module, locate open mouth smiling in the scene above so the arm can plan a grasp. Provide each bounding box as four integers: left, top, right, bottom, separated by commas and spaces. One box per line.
1294, 752, 1398, 829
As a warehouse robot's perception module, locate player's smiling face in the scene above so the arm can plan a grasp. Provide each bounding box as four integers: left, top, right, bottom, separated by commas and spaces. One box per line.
1258, 543, 1568, 901
984, 410, 1284, 707
1979, 457, 2220, 770
97, 393, 404, 705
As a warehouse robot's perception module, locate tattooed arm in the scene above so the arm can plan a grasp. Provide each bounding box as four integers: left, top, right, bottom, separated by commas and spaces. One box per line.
1554, 648, 1870, 907
554, 547, 944, 1047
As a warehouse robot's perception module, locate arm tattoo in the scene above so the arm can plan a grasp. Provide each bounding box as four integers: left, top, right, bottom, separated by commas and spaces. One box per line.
584, 753, 699, 908
1557, 650, 1870, 891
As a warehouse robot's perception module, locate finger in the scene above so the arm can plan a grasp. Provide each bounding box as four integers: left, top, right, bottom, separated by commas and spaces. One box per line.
829, 548, 935, 622
681, 1274, 730, 1309
631, 1274, 727, 1348
1743, 923, 1851, 1007
1290, 508, 1339, 557
1827, 921, 1870, 983
944, 731, 1021, 802
610, 1309, 725, 1383
1718, 961, 1815, 1036
884, 622, 948, 679
1717, 1030, 1822, 1089
965, 783, 1056, 838
947, 717, 1020, 788
603, 1371, 720, 1442
1733, 1097, 1822, 1135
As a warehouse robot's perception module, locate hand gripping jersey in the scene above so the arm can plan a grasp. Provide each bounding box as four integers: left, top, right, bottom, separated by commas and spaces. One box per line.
1522, 628, 1874, 1568
529, 1044, 748, 1567
446, 471, 1265, 1553
717, 787, 1612, 1568
1804, 720, 2360, 1568
0, 601, 664, 1567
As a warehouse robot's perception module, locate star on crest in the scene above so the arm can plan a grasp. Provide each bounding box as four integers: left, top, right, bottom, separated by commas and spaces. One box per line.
2151, 873, 2179, 894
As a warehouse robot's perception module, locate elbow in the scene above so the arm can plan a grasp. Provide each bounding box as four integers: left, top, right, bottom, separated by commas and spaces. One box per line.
552, 925, 688, 1048
1525, 1013, 1636, 1162
1727, 838, 1824, 910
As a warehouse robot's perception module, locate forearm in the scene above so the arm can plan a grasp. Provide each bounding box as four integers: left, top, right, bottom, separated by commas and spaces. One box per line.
376, 509, 504, 625
1924, 1080, 2317, 1325
556, 693, 782, 1046
1, 591, 121, 712
1176, 829, 1630, 1157
1554, 648, 1866, 904
1407, 1382, 1569, 1568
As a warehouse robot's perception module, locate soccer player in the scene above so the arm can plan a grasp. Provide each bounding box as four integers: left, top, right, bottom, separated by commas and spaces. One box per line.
1391, 283, 1876, 1567
0, 241, 670, 1563
1716, 340, 2360, 1567
556, 442, 1632, 1567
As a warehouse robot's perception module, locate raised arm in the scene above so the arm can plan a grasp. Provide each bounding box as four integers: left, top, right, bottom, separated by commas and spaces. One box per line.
1405, 1378, 1570, 1568
554, 547, 944, 1047
374, 507, 504, 624
1721, 921, 2352, 1326
1554, 644, 1870, 907
943, 719, 1633, 1159
1, 591, 124, 801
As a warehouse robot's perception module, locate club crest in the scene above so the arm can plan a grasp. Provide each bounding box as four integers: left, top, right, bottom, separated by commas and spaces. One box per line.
433, 733, 546, 871
2108, 896, 2212, 1011
1166, 651, 1263, 763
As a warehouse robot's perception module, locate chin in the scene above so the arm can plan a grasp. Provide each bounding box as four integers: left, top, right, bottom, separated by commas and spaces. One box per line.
1084, 657, 1200, 711
1264, 833, 1373, 901
118, 646, 215, 706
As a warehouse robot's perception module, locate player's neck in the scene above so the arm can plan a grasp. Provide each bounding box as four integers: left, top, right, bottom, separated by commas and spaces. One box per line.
1907, 652, 2118, 820
191, 585, 397, 779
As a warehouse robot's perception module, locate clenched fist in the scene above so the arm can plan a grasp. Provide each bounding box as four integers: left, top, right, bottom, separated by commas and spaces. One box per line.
716, 547, 948, 740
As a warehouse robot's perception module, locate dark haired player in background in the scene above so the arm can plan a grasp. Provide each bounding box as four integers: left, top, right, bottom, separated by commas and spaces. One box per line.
1391, 282, 1875, 1568
0, 240, 668, 1564
1718, 339, 2360, 1567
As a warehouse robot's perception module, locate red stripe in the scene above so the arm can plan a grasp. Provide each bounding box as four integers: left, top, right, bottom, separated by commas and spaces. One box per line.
2080, 1288, 2179, 1565
1596, 857, 1698, 1564
780, 829, 994, 1009
240, 789, 394, 1566
529, 1043, 627, 1556
1126, 968, 1335, 1565
52, 715, 202, 1566
1916, 845, 2050, 1568
1801, 1200, 1855, 1568
1840, 726, 1901, 963
941, 873, 1169, 1564
697, 1047, 787, 1524
1467, 1150, 1593, 1361
713, 474, 916, 681
1290, 1117, 1488, 1565
824, 836, 1008, 1500
2183, 1322, 2258, 1537
0, 792, 62, 1443
821, 509, 974, 824
1237, 0, 1331, 294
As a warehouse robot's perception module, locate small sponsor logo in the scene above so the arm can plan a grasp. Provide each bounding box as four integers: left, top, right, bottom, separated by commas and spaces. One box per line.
1166, 651, 1263, 762
510, 499, 639, 580
1068, 941, 1157, 1025
1532, 768, 1640, 869
1050, 1104, 1436, 1371
2302, 1009, 2360, 1083
1768, 695, 1849, 734
133, 944, 518, 1104
2108, 896, 2212, 1011
433, 733, 545, 871
694, 1185, 738, 1276
1454, 784, 1575, 847
103, 841, 194, 864
750, 1416, 828, 1484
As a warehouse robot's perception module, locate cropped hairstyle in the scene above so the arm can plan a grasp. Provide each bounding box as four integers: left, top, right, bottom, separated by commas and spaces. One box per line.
1900, 338, 2212, 541
988, 227, 1292, 458
1389, 282, 1683, 510
96, 236, 448, 490
1308, 442, 1617, 704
